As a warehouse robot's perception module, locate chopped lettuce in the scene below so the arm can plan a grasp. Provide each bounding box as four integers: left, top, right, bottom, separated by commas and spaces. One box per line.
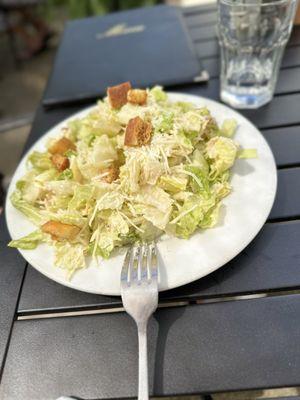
150, 86, 167, 102
220, 119, 237, 137
134, 185, 173, 214
68, 185, 94, 211
185, 165, 210, 194
9, 86, 256, 277
199, 203, 221, 229
173, 194, 216, 238
28, 151, 52, 170
54, 242, 86, 278
91, 135, 118, 169
191, 149, 209, 175
154, 111, 174, 133
10, 190, 46, 225
179, 110, 207, 139
158, 175, 187, 193
58, 169, 73, 181
35, 168, 59, 183
8, 230, 46, 250
206, 136, 238, 178
238, 149, 258, 158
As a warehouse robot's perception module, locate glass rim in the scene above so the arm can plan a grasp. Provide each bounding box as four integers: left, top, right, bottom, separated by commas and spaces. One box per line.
218, 0, 295, 7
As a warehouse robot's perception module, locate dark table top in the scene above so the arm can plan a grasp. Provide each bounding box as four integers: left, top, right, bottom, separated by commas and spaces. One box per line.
1, 4, 300, 400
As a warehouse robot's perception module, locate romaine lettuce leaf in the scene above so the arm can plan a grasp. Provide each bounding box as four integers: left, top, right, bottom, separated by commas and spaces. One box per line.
54, 242, 86, 278
185, 165, 210, 194
138, 220, 162, 241
206, 137, 238, 178
135, 204, 171, 230
35, 168, 59, 183
238, 149, 258, 158
173, 194, 216, 238
117, 103, 147, 125
199, 203, 221, 229
16, 177, 42, 204
158, 175, 187, 193
10, 190, 46, 225
67, 119, 81, 141
28, 151, 52, 170
212, 181, 231, 200
68, 185, 94, 211
191, 149, 209, 175
134, 185, 173, 214
45, 180, 77, 196
91, 135, 118, 169
150, 86, 167, 102
46, 209, 87, 227
8, 230, 46, 250
154, 111, 174, 133
89, 213, 128, 259
220, 119, 237, 137
58, 169, 73, 181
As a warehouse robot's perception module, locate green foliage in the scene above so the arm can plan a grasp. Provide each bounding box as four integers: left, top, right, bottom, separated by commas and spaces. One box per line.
45, 0, 158, 20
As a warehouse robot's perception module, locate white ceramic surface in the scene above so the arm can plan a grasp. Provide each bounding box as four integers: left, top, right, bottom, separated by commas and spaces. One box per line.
5, 93, 277, 295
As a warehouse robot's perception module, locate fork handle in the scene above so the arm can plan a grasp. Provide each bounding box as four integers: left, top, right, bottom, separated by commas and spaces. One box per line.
137, 322, 149, 400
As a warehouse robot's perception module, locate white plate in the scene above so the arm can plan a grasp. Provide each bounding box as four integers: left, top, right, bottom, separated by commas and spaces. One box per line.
5, 93, 277, 295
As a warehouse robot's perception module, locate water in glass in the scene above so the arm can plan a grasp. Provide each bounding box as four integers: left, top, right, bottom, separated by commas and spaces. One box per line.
218, 0, 298, 108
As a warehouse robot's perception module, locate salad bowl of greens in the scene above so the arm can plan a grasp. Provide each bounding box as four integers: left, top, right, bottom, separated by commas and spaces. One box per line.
5, 88, 277, 295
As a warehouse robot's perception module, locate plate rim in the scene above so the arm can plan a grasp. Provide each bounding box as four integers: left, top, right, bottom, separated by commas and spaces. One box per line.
5, 92, 277, 295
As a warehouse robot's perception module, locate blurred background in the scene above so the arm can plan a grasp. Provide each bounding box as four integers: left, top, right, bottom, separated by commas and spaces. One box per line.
0, 0, 213, 210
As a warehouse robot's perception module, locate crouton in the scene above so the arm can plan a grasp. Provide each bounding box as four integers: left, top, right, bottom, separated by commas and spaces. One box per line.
107, 81, 131, 109
101, 165, 119, 183
42, 220, 81, 241
127, 89, 147, 105
51, 153, 69, 171
124, 116, 152, 147
49, 137, 76, 155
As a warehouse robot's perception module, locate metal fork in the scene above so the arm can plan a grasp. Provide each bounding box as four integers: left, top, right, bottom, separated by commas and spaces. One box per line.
121, 242, 158, 400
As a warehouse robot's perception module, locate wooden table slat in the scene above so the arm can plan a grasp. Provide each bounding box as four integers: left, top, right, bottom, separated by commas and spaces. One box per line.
4, 295, 300, 399
200, 43, 300, 78
189, 26, 300, 47
282, 46, 300, 67
263, 126, 300, 167
182, 4, 217, 16
195, 39, 219, 59
270, 168, 300, 220
268, 398, 300, 400
0, 217, 26, 374
289, 26, 300, 46
189, 24, 217, 42
197, 43, 300, 69
18, 265, 119, 312
185, 11, 217, 28
176, 67, 300, 100
242, 93, 300, 129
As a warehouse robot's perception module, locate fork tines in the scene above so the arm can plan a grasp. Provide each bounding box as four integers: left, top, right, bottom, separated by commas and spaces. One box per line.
121, 242, 158, 287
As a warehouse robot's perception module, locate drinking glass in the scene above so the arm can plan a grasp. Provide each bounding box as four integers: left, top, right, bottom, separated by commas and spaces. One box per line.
217, 0, 298, 109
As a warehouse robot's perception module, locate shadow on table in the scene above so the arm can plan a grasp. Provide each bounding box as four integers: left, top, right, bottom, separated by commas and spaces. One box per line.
152, 305, 186, 395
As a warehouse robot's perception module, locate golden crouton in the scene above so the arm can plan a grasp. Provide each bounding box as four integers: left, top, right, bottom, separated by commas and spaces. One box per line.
107, 81, 131, 109
51, 153, 69, 171
124, 116, 152, 147
127, 89, 147, 105
42, 220, 81, 241
49, 137, 76, 155
101, 165, 119, 183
